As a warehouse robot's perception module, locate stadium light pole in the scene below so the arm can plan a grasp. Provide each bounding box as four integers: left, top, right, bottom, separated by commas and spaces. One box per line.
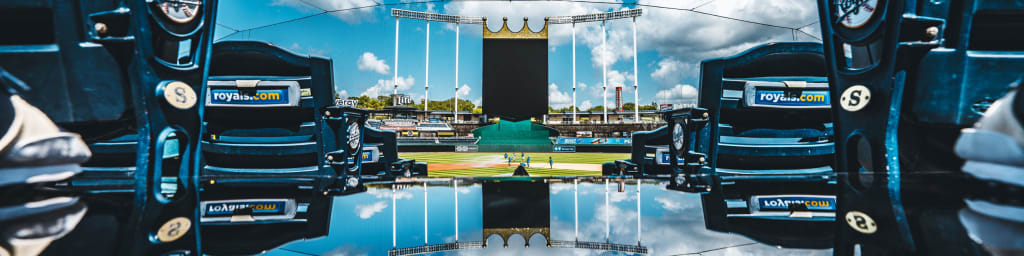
632, 17, 639, 123
394, 16, 400, 97
602, 20, 607, 124
572, 23, 577, 124
391, 9, 483, 118
454, 179, 459, 242
637, 179, 642, 245
392, 184, 397, 249
574, 179, 578, 240
424, 181, 428, 245
548, 9, 642, 124
605, 179, 610, 242
454, 23, 459, 124
425, 21, 430, 112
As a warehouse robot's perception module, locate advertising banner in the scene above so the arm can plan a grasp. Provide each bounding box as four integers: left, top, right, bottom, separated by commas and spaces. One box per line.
556, 138, 632, 145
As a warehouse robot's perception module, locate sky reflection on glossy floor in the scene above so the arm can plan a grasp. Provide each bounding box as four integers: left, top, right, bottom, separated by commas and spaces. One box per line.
262, 179, 831, 256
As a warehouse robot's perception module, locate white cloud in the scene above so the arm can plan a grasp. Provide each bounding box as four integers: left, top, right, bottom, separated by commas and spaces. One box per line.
655, 84, 699, 108
336, 89, 348, 99
354, 201, 387, 219
607, 70, 632, 89
548, 83, 573, 109
651, 58, 696, 86
588, 28, 637, 69
456, 84, 472, 98
357, 52, 391, 75
360, 75, 415, 98
579, 100, 593, 110
578, 70, 632, 108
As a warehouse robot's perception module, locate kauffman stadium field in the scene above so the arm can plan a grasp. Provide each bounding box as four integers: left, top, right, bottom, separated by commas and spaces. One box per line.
398, 152, 628, 177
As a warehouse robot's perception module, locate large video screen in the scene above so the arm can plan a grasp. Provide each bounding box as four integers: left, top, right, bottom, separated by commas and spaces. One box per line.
482, 38, 548, 121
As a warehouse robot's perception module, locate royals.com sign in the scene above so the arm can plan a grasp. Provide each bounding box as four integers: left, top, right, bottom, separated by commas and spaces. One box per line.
206, 80, 300, 107
753, 90, 829, 107
209, 88, 289, 105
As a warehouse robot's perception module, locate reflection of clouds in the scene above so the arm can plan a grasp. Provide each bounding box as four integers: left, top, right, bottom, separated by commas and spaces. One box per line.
550, 187, 831, 256
655, 195, 700, 213
278, 181, 829, 256
609, 188, 635, 203
365, 186, 412, 200
550, 183, 572, 195
319, 244, 369, 256
354, 201, 388, 219
655, 196, 683, 212
458, 186, 471, 194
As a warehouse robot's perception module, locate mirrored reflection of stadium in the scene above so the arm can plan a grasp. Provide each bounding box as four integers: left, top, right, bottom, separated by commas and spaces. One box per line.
386, 179, 648, 256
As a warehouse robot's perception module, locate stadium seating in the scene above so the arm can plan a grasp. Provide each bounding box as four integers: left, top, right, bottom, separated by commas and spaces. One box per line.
0, 0, 220, 254
199, 41, 337, 192
323, 106, 427, 185
198, 179, 334, 255
602, 108, 711, 189
694, 42, 836, 249
397, 137, 479, 144
699, 180, 836, 249
816, 0, 1024, 254
382, 118, 418, 128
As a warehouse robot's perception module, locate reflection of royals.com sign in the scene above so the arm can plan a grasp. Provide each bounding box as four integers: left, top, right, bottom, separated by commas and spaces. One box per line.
200, 199, 296, 222
204, 200, 286, 217
754, 195, 835, 211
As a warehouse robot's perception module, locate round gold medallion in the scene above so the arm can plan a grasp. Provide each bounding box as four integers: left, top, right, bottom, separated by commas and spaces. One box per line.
156, 217, 192, 242
845, 211, 878, 234
161, 81, 197, 110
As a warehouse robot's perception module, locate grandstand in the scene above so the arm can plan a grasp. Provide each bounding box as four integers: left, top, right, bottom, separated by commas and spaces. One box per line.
396, 137, 479, 144
416, 123, 453, 131
381, 119, 418, 130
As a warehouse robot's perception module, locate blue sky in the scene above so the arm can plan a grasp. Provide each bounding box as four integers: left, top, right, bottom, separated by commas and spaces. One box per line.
214, 0, 821, 109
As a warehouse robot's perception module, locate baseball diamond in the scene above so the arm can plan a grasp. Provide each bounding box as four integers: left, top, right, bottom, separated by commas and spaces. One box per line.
399, 152, 626, 177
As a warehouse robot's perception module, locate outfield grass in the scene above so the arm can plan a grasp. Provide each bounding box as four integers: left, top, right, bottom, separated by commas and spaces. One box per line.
397, 152, 628, 177
398, 152, 629, 165
427, 167, 601, 177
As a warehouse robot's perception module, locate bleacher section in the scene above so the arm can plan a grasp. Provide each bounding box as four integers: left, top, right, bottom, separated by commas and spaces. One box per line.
382, 119, 417, 128
416, 123, 452, 131
397, 137, 479, 144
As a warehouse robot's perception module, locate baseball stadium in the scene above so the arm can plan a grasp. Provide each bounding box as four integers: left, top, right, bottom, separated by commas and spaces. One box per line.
3, 0, 1021, 256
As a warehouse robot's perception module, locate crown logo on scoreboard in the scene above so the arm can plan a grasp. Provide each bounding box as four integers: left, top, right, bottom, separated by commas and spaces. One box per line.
483, 16, 548, 39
